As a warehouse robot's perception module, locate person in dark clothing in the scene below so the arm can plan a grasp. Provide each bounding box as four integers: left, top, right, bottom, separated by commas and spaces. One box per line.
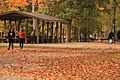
8, 29, 15, 50
117, 30, 120, 43
108, 31, 114, 43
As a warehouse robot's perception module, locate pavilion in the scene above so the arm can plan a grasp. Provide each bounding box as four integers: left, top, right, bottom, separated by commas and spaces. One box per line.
0, 10, 69, 43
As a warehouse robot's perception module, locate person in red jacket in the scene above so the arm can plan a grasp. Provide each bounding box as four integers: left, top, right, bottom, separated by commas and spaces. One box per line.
19, 28, 26, 49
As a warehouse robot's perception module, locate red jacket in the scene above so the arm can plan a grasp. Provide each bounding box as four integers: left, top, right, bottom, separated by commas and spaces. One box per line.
19, 31, 26, 38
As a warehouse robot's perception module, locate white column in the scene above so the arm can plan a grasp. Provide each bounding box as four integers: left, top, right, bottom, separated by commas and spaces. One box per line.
32, 1, 39, 43
32, 1, 36, 30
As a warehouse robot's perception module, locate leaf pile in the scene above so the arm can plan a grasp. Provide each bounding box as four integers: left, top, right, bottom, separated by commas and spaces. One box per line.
0, 45, 119, 80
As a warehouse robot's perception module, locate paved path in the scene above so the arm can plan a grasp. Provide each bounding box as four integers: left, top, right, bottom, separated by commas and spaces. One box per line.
0, 75, 34, 80
0, 42, 120, 50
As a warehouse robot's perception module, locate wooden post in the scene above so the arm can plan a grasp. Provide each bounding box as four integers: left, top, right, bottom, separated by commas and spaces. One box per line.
33, 18, 36, 30
67, 23, 71, 42
14, 20, 17, 42
18, 19, 21, 32
26, 19, 28, 36
77, 27, 79, 42
79, 28, 81, 42
25, 19, 28, 43
47, 22, 49, 43
42, 21, 44, 43
36, 19, 39, 43
9, 20, 12, 30
4, 20, 6, 37
51, 22, 54, 43
14, 20, 17, 32
60, 22, 62, 43
55, 22, 58, 43
63, 28, 65, 42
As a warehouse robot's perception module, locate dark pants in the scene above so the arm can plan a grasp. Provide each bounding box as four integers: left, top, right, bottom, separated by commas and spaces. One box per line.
19, 38, 25, 48
8, 39, 14, 50
30, 36, 35, 43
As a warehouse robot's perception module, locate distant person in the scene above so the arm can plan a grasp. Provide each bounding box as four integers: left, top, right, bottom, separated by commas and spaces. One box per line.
93, 31, 97, 40
117, 30, 120, 43
8, 29, 15, 50
19, 28, 26, 49
89, 34, 93, 41
30, 30, 35, 43
108, 31, 114, 43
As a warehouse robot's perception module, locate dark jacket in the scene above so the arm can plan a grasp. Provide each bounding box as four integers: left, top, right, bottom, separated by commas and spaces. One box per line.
8, 30, 15, 41
117, 30, 120, 40
108, 31, 114, 39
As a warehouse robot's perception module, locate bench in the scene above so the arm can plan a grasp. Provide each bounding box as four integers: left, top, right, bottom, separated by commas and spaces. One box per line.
100, 38, 108, 42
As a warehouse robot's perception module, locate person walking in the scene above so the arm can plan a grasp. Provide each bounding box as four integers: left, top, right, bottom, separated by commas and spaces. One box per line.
117, 30, 120, 43
108, 31, 114, 43
8, 29, 15, 50
19, 28, 26, 49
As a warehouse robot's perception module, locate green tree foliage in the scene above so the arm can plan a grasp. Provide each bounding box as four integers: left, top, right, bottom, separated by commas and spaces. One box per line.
60, 0, 103, 40
0, 0, 120, 41
37, 0, 120, 41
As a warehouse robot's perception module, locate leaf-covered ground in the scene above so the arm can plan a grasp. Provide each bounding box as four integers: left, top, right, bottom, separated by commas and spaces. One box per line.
0, 43, 120, 80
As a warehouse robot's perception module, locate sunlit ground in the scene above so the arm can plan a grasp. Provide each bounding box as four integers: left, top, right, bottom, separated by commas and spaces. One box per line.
0, 42, 120, 80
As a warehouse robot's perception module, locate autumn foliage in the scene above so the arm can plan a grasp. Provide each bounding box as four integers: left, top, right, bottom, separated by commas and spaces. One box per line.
0, 43, 119, 79
0, 0, 46, 7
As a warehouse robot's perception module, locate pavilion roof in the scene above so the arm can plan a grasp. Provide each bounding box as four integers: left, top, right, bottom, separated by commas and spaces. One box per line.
0, 11, 68, 24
